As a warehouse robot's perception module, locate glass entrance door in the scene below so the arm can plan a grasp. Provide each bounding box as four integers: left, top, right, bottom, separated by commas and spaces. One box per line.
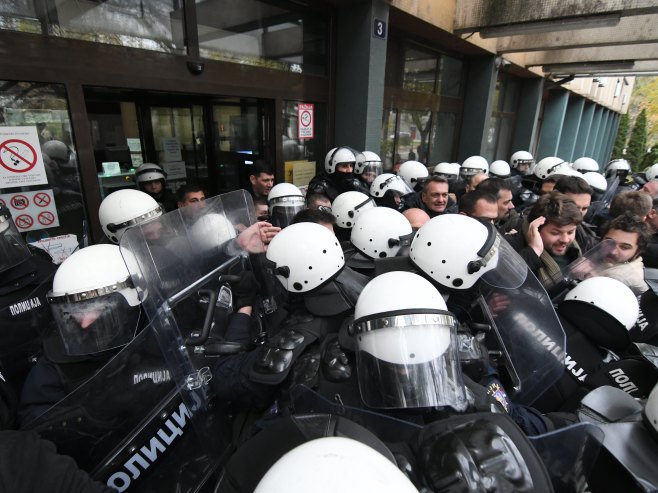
212, 98, 272, 193
148, 105, 206, 194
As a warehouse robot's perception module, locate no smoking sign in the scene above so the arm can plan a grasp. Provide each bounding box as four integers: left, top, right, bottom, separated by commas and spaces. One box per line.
0, 126, 48, 188
0, 139, 38, 173
298, 103, 314, 140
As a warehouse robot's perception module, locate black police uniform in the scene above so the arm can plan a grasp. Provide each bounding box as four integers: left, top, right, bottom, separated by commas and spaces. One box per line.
307, 172, 369, 202
0, 248, 57, 396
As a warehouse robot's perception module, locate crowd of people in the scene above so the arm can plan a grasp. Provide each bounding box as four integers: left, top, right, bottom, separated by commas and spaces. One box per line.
2, 146, 658, 491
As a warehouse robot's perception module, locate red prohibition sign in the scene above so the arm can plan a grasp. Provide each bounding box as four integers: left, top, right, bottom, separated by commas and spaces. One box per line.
34, 192, 51, 207
11, 194, 29, 210
0, 139, 38, 173
37, 211, 55, 226
15, 214, 33, 229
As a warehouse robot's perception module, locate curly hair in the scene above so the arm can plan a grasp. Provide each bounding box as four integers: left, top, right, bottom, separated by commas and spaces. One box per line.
528, 191, 583, 227
602, 212, 652, 254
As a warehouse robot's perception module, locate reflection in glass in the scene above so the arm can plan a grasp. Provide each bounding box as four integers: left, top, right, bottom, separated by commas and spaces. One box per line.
4, 0, 186, 53
403, 48, 437, 94
439, 55, 463, 97
380, 109, 398, 169
0, 81, 86, 247
196, 0, 327, 75
429, 112, 457, 164
398, 110, 431, 164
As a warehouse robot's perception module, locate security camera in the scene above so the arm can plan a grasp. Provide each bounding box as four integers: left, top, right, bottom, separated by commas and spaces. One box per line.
187, 61, 205, 75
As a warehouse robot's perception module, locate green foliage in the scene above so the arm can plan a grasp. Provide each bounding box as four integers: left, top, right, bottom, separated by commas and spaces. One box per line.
641, 146, 658, 170
629, 77, 658, 146
627, 109, 647, 171
611, 112, 629, 159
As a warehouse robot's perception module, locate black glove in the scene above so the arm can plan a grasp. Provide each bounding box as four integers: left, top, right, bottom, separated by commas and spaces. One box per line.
230, 271, 261, 310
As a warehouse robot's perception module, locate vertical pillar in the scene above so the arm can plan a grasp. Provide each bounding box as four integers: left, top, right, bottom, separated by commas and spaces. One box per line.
536, 88, 569, 159
585, 106, 604, 157
511, 78, 544, 155
334, 0, 388, 152
573, 101, 595, 159
557, 95, 585, 162
603, 113, 621, 164
594, 110, 612, 165
457, 55, 498, 161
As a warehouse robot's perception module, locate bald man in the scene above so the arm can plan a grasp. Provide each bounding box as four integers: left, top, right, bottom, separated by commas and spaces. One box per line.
403, 207, 430, 230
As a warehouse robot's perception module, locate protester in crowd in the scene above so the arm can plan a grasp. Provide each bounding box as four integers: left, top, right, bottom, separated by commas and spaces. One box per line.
176, 183, 206, 208
598, 213, 651, 295
248, 161, 275, 200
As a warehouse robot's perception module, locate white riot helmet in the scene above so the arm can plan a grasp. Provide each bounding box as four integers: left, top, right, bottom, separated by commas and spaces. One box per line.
325, 147, 357, 174
135, 162, 167, 184
398, 160, 429, 188
99, 189, 163, 244
572, 157, 600, 174
460, 156, 489, 178
324, 147, 337, 171
489, 160, 511, 179
559, 276, 639, 351
433, 162, 458, 180
255, 437, 419, 493
332, 191, 376, 229
370, 173, 413, 198
533, 157, 569, 180
563, 277, 638, 331
265, 222, 344, 293
350, 207, 413, 259
645, 163, 658, 182
268, 183, 305, 228
0, 205, 30, 272
351, 271, 467, 410
41, 140, 70, 163
188, 213, 237, 254
355, 151, 383, 180
410, 214, 525, 290
583, 172, 608, 193
47, 244, 141, 356
605, 159, 631, 180
510, 150, 534, 171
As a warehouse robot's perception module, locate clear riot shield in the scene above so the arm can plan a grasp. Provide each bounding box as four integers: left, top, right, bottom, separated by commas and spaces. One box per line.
528, 423, 604, 493
23, 319, 227, 492
474, 265, 567, 406
585, 176, 619, 223
543, 239, 616, 302
25, 191, 263, 492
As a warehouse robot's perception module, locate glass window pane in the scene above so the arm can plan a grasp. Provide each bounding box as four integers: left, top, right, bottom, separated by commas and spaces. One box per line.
281, 101, 325, 185
150, 106, 207, 191
439, 55, 463, 97
197, 0, 328, 76
502, 77, 520, 113
399, 110, 431, 164
495, 116, 514, 160
403, 48, 438, 94
381, 108, 398, 170
0, 81, 87, 251
212, 99, 263, 192
483, 116, 499, 162
429, 112, 456, 163
0, 2, 41, 34
45, 0, 185, 54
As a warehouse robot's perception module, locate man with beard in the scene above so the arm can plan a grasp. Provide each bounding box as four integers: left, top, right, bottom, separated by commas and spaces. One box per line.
598, 213, 650, 295
475, 178, 517, 233
248, 162, 275, 200
505, 192, 583, 288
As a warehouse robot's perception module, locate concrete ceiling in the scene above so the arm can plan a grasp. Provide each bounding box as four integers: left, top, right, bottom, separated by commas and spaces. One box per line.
453, 0, 658, 77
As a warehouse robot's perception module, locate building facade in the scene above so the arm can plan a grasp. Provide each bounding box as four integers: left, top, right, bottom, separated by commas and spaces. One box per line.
0, 0, 636, 249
